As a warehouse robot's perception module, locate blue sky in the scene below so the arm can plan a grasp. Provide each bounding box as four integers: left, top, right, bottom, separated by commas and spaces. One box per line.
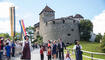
6, 0, 105, 23
0, 0, 105, 34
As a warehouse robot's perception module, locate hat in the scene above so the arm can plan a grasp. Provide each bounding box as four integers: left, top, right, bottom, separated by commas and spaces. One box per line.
24, 35, 29, 40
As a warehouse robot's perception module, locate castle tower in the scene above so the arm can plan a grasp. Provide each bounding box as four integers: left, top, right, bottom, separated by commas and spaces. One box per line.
39, 6, 55, 36
39, 5, 55, 22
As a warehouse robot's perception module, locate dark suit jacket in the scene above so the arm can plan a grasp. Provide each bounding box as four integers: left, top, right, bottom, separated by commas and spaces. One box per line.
58, 42, 66, 52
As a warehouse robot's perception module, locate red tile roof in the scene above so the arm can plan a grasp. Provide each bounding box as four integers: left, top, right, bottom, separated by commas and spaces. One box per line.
74, 14, 83, 18
39, 5, 55, 15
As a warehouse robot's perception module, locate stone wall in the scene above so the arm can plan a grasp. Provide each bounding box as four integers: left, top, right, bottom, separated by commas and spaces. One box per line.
39, 11, 55, 37
41, 18, 80, 43
36, 7, 81, 44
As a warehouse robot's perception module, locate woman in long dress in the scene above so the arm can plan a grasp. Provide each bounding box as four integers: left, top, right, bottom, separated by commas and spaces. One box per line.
73, 40, 82, 60
21, 35, 31, 60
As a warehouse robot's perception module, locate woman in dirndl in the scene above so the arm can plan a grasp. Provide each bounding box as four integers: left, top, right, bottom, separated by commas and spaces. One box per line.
21, 35, 31, 60
73, 40, 83, 60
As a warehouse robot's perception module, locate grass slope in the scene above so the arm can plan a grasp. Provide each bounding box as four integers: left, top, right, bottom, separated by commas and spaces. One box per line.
67, 41, 105, 59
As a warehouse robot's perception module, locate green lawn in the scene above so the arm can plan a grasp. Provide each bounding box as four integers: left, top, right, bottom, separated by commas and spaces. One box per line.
66, 41, 105, 59
65, 49, 91, 60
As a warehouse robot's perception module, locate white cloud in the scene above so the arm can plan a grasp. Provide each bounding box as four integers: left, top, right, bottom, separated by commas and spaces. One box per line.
92, 10, 105, 35
0, 19, 21, 34
0, 2, 14, 18
0, 2, 20, 34
0, 1, 36, 35
17, 12, 35, 27
0, 20, 10, 33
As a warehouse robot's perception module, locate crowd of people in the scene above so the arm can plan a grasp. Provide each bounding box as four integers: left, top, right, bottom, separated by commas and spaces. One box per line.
0, 35, 38, 60
40, 39, 83, 60
40, 39, 71, 60
0, 36, 83, 60
0, 37, 23, 60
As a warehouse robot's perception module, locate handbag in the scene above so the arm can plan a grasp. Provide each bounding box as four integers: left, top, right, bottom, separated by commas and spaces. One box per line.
79, 50, 83, 54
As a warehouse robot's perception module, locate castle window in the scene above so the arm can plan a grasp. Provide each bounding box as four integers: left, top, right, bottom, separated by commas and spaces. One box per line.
63, 20, 65, 24
37, 31, 39, 35
53, 21, 55, 24
67, 34, 71, 36
71, 29, 74, 31
73, 20, 76, 23
46, 22, 47, 26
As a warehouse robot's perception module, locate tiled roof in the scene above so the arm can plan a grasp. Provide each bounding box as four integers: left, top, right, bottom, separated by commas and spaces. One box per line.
39, 5, 55, 15
34, 22, 39, 28
74, 14, 83, 18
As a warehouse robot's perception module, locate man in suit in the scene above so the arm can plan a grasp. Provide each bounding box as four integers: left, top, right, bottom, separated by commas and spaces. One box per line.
58, 38, 66, 60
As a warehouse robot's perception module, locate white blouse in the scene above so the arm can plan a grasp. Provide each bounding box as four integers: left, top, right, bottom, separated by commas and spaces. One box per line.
73, 45, 82, 50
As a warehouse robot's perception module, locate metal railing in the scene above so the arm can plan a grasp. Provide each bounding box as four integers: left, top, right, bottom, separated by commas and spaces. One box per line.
66, 48, 105, 60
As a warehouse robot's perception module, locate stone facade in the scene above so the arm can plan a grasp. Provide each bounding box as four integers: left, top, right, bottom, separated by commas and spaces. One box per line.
34, 6, 84, 44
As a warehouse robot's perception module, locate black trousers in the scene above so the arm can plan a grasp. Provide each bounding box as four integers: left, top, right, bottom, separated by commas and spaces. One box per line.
12, 48, 15, 56
56, 51, 58, 58
40, 54, 44, 60
48, 55, 51, 60
0, 52, 1, 60
59, 49, 64, 60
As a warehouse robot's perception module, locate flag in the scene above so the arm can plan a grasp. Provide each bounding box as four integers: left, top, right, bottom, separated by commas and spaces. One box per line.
19, 20, 27, 36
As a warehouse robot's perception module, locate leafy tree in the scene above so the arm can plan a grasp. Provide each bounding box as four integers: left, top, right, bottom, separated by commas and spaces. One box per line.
15, 32, 21, 40
100, 33, 105, 52
0, 33, 10, 39
32, 35, 43, 44
79, 19, 93, 41
36, 35, 43, 44
26, 26, 34, 41
95, 33, 102, 43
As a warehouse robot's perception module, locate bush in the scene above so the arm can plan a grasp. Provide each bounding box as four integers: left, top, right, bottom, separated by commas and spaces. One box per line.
100, 33, 105, 53
95, 33, 102, 43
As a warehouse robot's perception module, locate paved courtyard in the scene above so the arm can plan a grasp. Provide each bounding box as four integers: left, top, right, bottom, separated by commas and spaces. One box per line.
2, 48, 74, 60
10, 48, 47, 60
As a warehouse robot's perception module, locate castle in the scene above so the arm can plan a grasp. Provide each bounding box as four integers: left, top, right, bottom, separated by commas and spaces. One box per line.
34, 6, 84, 44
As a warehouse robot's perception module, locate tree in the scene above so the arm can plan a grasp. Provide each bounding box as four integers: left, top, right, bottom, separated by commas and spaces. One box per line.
34, 35, 43, 44
26, 26, 34, 41
15, 32, 21, 40
0, 33, 10, 39
32, 35, 43, 44
95, 33, 102, 43
79, 19, 93, 41
100, 33, 105, 52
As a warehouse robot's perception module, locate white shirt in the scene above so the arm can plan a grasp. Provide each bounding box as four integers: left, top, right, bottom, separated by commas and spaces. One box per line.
73, 45, 82, 50
7, 40, 11, 46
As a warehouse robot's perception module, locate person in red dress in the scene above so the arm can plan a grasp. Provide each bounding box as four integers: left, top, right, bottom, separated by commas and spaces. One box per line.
21, 35, 31, 60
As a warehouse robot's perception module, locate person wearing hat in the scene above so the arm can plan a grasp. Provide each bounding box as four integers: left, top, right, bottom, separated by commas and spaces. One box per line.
21, 35, 31, 60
